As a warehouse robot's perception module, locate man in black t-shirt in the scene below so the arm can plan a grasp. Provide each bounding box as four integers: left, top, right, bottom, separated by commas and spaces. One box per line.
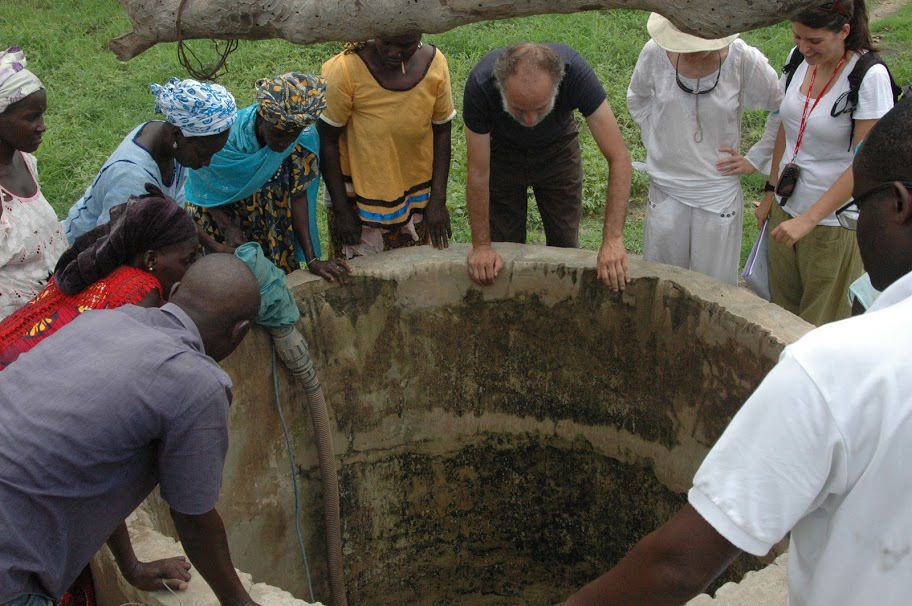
463, 42, 632, 290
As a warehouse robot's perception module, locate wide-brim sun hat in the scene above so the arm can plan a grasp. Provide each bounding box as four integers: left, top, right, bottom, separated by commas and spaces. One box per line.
647, 13, 739, 53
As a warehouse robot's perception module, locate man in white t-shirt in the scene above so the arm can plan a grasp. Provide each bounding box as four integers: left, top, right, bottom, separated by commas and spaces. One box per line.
559, 98, 912, 605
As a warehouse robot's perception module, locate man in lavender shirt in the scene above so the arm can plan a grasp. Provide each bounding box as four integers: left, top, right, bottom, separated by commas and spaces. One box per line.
0, 254, 262, 606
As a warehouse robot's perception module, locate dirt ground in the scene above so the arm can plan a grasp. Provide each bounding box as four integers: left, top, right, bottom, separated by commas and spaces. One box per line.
872, 0, 909, 19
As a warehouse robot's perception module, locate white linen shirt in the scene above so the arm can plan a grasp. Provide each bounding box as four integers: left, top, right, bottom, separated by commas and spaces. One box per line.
628, 39, 781, 212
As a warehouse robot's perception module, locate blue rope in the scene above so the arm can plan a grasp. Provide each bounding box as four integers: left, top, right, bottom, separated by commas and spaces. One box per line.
273, 346, 316, 603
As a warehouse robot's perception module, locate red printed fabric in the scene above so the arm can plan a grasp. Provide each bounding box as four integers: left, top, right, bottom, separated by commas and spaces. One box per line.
0, 265, 162, 370
58, 566, 95, 606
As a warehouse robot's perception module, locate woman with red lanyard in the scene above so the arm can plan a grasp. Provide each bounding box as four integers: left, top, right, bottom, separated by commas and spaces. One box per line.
757, 0, 893, 325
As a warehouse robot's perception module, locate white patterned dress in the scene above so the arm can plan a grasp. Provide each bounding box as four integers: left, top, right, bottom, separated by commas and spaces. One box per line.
0, 151, 67, 320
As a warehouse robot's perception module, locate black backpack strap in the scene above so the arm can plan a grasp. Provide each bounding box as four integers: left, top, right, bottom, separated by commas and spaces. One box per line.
846, 52, 884, 109
841, 51, 901, 150
782, 46, 805, 93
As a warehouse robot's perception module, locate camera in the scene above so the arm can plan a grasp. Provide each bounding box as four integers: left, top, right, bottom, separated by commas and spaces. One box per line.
776, 162, 801, 202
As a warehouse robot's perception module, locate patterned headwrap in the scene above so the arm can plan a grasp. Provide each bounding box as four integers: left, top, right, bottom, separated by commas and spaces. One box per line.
342, 42, 367, 55
255, 73, 326, 132
0, 46, 44, 114
150, 77, 237, 137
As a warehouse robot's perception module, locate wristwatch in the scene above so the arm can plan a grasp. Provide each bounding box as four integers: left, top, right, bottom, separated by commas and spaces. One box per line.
764, 182, 776, 193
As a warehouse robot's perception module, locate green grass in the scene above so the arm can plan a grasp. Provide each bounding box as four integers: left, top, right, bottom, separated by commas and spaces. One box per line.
5, 0, 912, 267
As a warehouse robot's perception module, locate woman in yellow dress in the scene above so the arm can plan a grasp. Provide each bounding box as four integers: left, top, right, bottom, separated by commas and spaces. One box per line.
318, 33, 456, 258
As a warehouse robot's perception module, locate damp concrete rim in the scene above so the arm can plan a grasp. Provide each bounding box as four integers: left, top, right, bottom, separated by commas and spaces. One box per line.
287, 243, 810, 346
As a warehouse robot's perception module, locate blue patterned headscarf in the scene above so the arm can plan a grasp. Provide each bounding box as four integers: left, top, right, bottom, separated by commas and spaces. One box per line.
0, 46, 44, 114
150, 77, 237, 137
255, 73, 326, 132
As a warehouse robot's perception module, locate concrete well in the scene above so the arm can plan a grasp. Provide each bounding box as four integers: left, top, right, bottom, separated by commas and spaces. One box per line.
94, 243, 810, 606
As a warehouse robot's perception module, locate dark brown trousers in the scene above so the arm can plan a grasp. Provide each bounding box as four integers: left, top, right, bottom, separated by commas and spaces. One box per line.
488, 127, 583, 248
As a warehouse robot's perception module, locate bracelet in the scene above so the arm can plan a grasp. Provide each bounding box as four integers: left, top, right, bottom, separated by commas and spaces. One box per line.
764, 182, 776, 193
305, 257, 319, 267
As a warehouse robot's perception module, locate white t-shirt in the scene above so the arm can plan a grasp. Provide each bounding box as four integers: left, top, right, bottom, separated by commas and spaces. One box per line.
689, 270, 912, 605
777, 51, 894, 224
627, 39, 781, 211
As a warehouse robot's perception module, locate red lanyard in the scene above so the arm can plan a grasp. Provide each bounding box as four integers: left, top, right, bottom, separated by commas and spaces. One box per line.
791, 53, 847, 161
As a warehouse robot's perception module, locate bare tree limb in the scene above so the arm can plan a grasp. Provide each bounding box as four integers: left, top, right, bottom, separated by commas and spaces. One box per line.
111, 0, 814, 61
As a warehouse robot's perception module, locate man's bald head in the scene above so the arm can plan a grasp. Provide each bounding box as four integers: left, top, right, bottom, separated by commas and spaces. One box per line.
493, 43, 565, 89
170, 253, 261, 361
493, 43, 566, 128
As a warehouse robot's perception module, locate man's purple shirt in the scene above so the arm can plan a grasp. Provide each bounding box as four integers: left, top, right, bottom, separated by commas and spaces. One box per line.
0, 303, 233, 601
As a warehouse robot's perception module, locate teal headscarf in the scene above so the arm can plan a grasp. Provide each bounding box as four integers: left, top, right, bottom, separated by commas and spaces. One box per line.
185, 103, 322, 258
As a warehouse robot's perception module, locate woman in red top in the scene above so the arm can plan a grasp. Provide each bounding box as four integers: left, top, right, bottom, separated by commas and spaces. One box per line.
0, 183, 198, 369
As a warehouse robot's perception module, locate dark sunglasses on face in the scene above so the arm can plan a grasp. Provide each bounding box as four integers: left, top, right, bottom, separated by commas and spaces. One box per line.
836, 181, 912, 230
675, 51, 722, 95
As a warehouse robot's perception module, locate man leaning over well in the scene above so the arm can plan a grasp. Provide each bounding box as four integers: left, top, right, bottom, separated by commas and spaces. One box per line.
463, 42, 632, 290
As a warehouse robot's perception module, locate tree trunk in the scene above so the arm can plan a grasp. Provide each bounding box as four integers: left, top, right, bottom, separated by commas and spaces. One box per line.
111, 0, 817, 61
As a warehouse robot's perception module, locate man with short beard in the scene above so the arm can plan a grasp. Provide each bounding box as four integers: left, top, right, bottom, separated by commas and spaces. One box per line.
463, 42, 632, 290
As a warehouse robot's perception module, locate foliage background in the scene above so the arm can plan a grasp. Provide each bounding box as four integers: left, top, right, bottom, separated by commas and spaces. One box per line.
4, 0, 912, 266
